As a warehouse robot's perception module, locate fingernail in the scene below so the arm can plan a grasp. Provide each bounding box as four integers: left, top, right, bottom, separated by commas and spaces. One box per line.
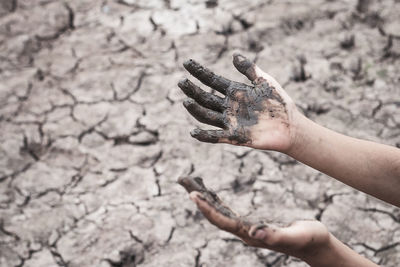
253, 229, 267, 240
233, 52, 245, 61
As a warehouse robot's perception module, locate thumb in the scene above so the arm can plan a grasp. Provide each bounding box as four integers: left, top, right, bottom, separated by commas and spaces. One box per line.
248, 224, 283, 247
232, 53, 282, 89
250, 220, 329, 251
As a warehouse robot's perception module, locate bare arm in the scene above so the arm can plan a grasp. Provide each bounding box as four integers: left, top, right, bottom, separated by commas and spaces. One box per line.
289, 113, 400, 207
178, 177, 378, 267
179, 53, 400, 207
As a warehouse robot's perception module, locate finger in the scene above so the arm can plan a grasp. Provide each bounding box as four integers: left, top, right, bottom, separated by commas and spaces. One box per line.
183, 59, 232, 95
183, 99, 226, 128
190, 128, 230, 143
178, 177, 224, 205
232, 53, 284, 92
178, 177, 262, 245
178, 176, 207, 194
248, 224, 283, 248
178, 78, 225, 112
248, 221, 324, 252
189, 191, 249, 237
232, 53, 258, 82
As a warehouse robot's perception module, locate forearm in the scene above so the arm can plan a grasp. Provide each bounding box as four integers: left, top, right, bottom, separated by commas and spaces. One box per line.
287, 112, 400, 207
303, 233, 378, 267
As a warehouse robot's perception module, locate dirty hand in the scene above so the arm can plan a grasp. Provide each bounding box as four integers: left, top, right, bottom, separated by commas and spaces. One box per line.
178, 53, 298, 152
178, 177, 330, 263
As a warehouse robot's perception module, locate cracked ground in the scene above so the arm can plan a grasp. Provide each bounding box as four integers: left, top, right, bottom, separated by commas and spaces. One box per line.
0, 0, 400, 266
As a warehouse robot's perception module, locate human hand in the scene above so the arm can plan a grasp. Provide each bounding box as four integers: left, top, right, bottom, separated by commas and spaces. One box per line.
178, 177, 330, 262
178, 53, 299, 152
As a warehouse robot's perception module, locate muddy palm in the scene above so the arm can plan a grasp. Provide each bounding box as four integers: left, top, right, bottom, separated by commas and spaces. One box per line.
178, 53, 297, 152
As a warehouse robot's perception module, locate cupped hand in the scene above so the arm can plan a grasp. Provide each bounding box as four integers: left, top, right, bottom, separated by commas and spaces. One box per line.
178, 53, 299, 152
178, 177, 330, 261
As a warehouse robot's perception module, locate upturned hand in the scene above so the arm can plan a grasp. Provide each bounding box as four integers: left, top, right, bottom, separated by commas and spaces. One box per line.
178, 177, 330, 261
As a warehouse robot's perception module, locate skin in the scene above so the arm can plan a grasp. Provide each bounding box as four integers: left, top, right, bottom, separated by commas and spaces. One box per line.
178, 177, 376, 267
179, 53, 295, 151
178, 53, 400, 266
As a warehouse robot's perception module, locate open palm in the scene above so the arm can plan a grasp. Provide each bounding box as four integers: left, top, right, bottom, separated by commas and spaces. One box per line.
178, 53, 297, 152
178, 177, 330, 260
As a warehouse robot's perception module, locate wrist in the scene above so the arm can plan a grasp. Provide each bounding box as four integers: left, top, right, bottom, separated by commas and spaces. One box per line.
302, 233, 379, 267
300, 233, 337, 267
285, 109, 312, 156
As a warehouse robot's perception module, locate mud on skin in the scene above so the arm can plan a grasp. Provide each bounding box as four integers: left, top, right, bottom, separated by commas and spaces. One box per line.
178, 176, 238, 218
178, 176, 270, 243
178, 53, 288, 145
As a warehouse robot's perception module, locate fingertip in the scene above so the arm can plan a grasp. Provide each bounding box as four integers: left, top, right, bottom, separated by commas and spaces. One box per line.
190, 129, 224, 144
178, 78, 189, 87
232, 53, 253, 74
191, 194, 211, 214
232, 53, 258, 84
232, 52, 248, 63
232, 52, 245, 62
177, 176, 187, 187
183, 59, 195, 69
183, 98, 195, 108
232, 51, 241, 58
189, 191, 205, 203
190, 128, 201, 138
